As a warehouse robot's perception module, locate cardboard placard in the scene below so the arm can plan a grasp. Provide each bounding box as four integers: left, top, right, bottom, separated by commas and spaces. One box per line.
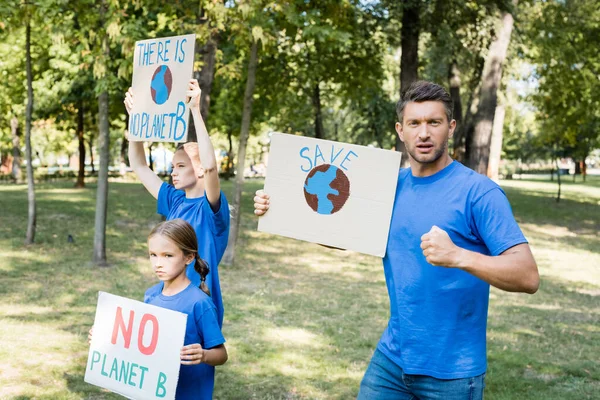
127, 34, 196, 143
85, 292, 187, 400
258, 133, 401, 257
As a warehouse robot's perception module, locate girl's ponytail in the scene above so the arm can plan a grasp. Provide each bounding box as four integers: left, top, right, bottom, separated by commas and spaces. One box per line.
194, 254, 210, 296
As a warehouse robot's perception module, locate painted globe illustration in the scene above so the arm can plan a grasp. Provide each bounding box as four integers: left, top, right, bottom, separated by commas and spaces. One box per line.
150, 65, 173, 105
303, 164, 350, 215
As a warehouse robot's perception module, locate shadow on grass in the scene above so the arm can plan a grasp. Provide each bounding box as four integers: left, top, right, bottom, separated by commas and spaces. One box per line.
1, 179, 598, 399
503, 187, 600, 254
485, 276, 599, 400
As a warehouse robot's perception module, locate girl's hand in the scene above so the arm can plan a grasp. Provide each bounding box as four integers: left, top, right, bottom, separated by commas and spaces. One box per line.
180, 343, 205, 365
185, 79, 201, 110
124, 87, 134, 115
88, 326, 94, 345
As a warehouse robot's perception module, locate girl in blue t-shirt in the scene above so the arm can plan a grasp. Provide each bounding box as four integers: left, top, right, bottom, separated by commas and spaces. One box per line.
146, 218, 227, 399
90, 218, 227, 399
124, 80, 230, 328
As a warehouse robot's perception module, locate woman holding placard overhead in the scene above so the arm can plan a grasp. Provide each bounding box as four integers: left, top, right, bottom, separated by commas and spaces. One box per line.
124, 79, 229, 328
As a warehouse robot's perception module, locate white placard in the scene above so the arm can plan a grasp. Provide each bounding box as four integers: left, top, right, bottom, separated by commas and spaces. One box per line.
258, 133, 401, 257
85, 292, 187, 400
127, 34, 196, 143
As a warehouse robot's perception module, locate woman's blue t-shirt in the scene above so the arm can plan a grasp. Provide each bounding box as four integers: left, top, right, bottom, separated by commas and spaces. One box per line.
378, 161, 527, 379
157, 183, 229, 327
145, 283, 225, 400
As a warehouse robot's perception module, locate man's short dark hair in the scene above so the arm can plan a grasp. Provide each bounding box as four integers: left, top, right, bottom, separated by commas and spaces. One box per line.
396, 81, 453, 123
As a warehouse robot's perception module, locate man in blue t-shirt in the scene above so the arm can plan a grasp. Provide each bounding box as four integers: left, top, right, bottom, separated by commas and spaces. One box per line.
125, 79, 230, 327
254, 81, 539, 399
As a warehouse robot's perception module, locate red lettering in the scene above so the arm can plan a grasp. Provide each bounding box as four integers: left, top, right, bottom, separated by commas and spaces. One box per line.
138, 314, 159, 355
111, 307, 134, 348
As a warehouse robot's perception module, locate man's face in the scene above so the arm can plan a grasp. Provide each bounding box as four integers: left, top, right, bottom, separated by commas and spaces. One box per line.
396, 101, 456, 165
170, 150, 198, 190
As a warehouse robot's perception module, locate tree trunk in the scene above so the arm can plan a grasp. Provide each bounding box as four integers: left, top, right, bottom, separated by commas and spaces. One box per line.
198, 32, 219, 122
573, 160, 581, 182
448, 61, 464, 159
11, 117, 22, 183
148, 143, 154, 171
225, 128, 234, 180
397, 0, 420, 167
555, 158, 561, 202
93, 12, 110, 267
188, 10, 221, 142
555, 143, 561, 203
467, 11, 514, 174
120, 136, 128, 175
456, 58, 485, 163
88, 137, 95, 173
487, 105, 505, 181
222, 39, 259, 266
312, 83, 325, 139
75, 101, 86, 188
24, 21, 36, 245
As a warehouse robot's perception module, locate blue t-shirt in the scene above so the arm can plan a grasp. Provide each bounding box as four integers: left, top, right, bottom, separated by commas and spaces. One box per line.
145, 283, 225, 400
378, 161, 527, 379
157, 183, 230, 327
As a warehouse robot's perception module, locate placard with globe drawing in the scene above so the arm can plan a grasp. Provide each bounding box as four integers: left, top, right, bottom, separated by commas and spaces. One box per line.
258, 133, 401, 257
127, 34, 196, 143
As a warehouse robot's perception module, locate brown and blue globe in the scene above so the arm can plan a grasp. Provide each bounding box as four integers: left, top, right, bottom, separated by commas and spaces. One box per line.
150, 65, 173, 105
303, 164, 350, 215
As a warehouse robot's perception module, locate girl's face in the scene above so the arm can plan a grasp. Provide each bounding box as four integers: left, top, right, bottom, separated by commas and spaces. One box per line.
170, 150, 199, 190
148, 234, 194, 283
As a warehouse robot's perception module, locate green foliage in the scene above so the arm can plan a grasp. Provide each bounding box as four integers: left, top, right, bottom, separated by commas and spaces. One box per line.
0, 0, 598, 171
524, 0, 600, 160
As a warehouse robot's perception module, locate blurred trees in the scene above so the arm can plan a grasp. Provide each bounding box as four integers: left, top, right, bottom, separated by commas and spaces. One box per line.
525, 0, 600, 181
0, 0, 598, 251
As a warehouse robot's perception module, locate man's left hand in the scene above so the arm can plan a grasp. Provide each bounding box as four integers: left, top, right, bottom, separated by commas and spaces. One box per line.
420, 225, 462, 268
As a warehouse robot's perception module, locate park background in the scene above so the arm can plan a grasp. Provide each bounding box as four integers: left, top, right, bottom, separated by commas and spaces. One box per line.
0, 0, 598, 399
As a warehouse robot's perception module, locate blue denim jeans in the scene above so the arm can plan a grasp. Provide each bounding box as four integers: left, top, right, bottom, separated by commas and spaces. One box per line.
358, 349, 486, 400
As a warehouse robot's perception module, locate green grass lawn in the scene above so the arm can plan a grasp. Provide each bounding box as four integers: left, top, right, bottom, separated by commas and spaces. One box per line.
0, 175, 598, 399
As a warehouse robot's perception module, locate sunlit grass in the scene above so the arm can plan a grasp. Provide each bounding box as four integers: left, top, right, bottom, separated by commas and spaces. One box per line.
0, 175, 598, 399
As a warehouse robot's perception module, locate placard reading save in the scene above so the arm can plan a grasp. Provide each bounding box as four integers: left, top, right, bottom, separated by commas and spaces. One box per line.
258, 133, 401, 257
85, 292, 187, 400
127, 34, 196, 143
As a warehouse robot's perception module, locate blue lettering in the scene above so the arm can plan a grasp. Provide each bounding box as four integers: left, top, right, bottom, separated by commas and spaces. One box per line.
138, 365, 148, 389
136, 43, 145, 66
340, 150, 358, 171
330, 146, 344, 164
157, 41, 165, 62
163, 40, 170, 62
156, 372, 167, 397
109, 357, 119, 380
166, 113, 175, 137
141, 113, 150, 139
300, 147, 313, 172
151, 114, 164, 139
314, 144, 325, 166
160, 113, 168, 139
100, 353, 109, 377
173, 102, 187, 141
129, 114, 138, 137
177, 38, 187, 62
118, 359, 130, 384
148, 42, 156, 65
89, 350, 101, 371
128, 362, 138, 387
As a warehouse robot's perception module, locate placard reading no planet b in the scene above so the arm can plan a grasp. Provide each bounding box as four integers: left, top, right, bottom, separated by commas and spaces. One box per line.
258, 133, 401, 257
85, 292, 187, 400
127, 33, 196, 143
